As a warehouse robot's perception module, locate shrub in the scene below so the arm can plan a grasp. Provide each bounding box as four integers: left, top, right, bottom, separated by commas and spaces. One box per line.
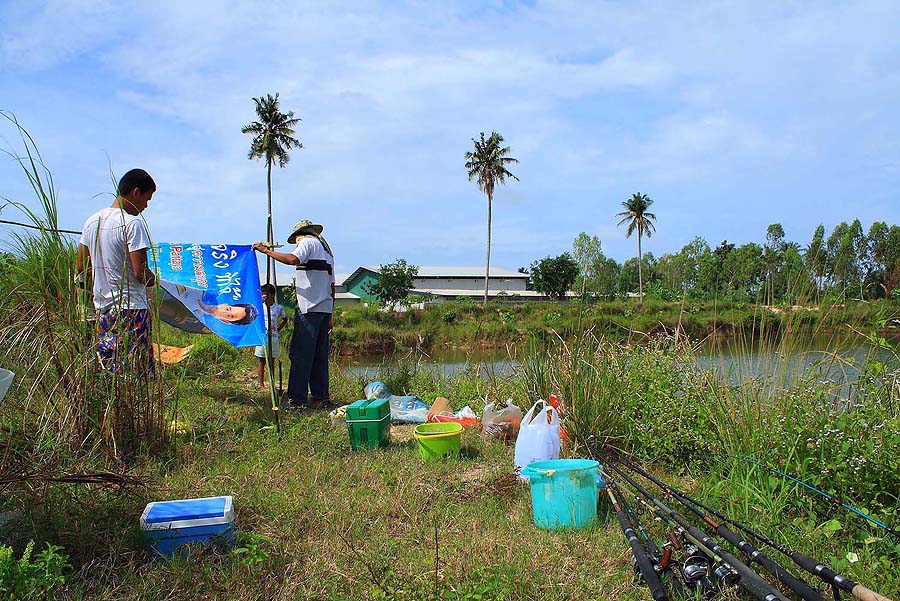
0, 540, 69, 600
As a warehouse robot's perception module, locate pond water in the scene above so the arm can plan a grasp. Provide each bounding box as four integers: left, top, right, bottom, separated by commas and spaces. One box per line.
342, 332, 899, 391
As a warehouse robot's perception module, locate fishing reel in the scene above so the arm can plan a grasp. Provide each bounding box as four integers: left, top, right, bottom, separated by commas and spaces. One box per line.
678, 544, 737, 597
680, 545, 715, 596
710, 561, 738, 589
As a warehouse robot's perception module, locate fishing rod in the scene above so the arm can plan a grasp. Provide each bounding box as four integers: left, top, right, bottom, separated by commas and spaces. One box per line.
730, 455, 900, 539
617, 460, 823, 601
605, 462, 790, 601
619, 457, 894, 601
605, 482, 670, 601
615, 481, 686, 598
584, 439, 681, 599
0, 217, 80, 235
626, 484, 740, 598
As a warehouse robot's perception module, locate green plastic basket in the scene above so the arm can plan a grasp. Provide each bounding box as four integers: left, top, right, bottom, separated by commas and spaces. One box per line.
413, 422, 463, 460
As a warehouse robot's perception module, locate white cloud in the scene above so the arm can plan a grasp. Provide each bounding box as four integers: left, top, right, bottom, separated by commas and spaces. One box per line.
0, 0, 118, 70
1, 0, 899, 268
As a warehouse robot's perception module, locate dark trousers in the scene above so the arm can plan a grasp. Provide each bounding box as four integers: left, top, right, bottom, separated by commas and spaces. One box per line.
287, 311, 330, 402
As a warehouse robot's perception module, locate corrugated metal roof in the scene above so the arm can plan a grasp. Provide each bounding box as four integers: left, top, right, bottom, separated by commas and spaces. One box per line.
359, 266, 528, 278
410, 288, 547, 297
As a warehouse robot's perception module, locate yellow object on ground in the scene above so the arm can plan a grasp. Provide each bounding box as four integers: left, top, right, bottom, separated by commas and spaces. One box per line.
153, 343, 193, 364
168, 419, 191, 435
329, 404, 350, 427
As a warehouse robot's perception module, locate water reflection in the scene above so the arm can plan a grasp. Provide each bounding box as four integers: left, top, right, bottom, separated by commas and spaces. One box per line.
342, 333, 899, 390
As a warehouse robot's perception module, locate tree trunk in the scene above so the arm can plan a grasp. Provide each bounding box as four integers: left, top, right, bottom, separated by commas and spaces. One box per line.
637, 224, 643, 306
484, 190, 492, 305
265, 158, 279, 432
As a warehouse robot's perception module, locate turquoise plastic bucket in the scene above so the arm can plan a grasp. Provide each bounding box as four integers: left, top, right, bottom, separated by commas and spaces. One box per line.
521, 459, 600, 530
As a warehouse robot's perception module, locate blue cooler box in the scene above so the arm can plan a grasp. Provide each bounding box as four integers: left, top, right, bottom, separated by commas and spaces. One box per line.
140, 496, 235, 558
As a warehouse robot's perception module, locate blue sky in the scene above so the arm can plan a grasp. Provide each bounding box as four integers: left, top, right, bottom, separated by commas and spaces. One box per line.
1, 1, 898, 276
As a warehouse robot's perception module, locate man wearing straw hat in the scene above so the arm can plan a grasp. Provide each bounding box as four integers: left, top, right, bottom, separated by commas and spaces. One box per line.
253, 220, 335, 409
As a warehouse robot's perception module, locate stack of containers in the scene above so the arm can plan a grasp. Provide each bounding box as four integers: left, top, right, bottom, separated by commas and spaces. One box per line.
346, 398, 391, 450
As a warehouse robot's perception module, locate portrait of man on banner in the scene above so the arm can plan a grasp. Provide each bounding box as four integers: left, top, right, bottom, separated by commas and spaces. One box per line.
150, 243, 266, 348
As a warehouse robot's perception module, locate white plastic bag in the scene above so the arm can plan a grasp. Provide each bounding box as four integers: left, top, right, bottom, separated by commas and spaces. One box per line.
0, 369, 14, 404
481, 398, 522, 442
513, 400, 560, 480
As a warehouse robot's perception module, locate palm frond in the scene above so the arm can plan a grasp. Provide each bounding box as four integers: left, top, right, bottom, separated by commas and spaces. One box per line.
242, 93, 302, 167
465, 130, 519, 193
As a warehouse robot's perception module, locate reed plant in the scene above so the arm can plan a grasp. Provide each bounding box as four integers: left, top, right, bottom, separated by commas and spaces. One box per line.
0, 114, 168, 468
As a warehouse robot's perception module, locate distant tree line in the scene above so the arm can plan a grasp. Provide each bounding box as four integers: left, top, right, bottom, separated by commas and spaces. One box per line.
569, 220, 900, 303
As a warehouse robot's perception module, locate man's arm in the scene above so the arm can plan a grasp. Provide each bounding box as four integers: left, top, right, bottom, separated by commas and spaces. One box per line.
328, 283, 335, 332
75, 244, 91, 288
128, 248, 156, 288
252, 242, 301, 266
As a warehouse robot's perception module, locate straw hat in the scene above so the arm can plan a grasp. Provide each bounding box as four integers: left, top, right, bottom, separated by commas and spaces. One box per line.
287, 219, 324, 243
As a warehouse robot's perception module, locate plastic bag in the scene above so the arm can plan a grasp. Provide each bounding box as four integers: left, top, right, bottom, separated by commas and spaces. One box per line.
364, 381, 391, 400
430, 405, 479, 428
481, 398, 522, 442
513, 400, 561, 480
389, 395, 429, 423
0, 368, 14, 404
329, 404, 350, 428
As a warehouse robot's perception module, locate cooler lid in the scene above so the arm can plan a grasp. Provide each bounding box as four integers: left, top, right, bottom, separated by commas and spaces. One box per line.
142, 496, 232, 526
347, 398, 391, 420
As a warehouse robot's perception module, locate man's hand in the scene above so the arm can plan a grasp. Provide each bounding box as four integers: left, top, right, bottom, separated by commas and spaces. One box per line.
253, 243, 301, 266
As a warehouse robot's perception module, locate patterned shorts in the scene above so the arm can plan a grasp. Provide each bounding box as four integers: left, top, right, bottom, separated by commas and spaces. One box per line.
97, 309, 155, 376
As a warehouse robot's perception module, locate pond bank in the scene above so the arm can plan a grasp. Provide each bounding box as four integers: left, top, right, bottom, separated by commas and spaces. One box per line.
330, 299, 900, 356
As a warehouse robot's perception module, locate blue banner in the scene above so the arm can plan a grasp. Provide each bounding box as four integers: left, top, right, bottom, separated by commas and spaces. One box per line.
150, 243, 266, 348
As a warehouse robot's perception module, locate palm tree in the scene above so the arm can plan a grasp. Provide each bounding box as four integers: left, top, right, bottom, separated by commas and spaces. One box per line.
242, 93, 302, 247
242, 93, 301, 427
465, 131, 518, 304
616, 193, 657, 304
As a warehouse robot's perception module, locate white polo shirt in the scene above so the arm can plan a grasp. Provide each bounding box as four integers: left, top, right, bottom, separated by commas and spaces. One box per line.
291, 237, 335, 314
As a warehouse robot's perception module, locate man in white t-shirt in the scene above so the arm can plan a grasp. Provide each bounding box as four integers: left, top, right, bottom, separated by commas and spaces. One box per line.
75, 168, 157, 375
253, 219, 335, 409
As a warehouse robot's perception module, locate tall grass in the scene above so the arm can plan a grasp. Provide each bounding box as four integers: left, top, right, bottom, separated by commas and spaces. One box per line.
508, 303, 899, 520
0, 113, 168, 467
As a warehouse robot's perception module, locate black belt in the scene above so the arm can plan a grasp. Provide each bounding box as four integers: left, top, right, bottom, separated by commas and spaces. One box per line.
296, 259, 333, 275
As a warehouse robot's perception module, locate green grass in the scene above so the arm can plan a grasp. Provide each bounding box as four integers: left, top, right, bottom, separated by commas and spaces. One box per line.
2, 335, 896, 599
331, 298, 900, 356
6, 385, 637, 600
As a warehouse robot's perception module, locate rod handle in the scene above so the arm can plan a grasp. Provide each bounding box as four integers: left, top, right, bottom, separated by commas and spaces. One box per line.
717, 525, 821, 601
852, 584, 893, 601
791, 552, 854, 592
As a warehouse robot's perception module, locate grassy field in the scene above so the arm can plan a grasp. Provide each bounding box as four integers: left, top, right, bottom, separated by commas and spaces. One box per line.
7, 376, 641, 600
2, 333, 898, 600
329, 297, 900, 356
